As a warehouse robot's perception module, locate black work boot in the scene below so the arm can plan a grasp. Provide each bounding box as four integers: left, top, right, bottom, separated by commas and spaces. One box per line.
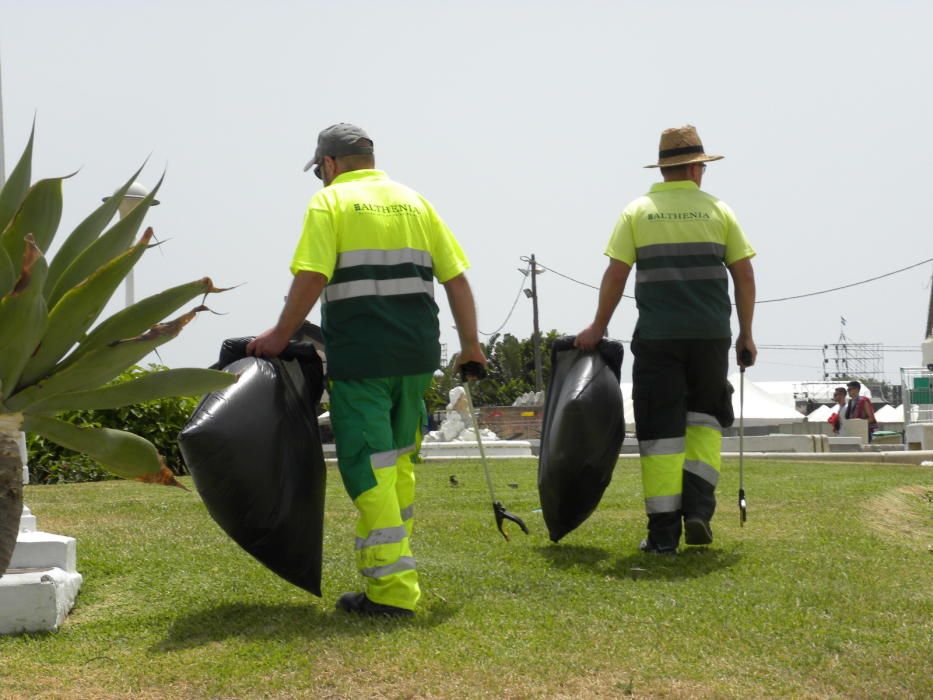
336, 592, 414, 618
683, 517, 713, 545
638, 537, 677, 555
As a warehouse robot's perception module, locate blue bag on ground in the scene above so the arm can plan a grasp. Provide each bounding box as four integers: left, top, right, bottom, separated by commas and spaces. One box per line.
178, 327, 326, 595
537, 336, 625, 542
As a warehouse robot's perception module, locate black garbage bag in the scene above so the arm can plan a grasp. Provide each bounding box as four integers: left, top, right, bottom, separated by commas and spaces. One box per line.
178, 329, 326, 595
537, 336, 625, 542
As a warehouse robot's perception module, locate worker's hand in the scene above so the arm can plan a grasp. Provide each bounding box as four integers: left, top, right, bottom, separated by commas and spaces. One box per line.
736, 334, 757, 368
454, 343, 487, 380
246, 327, 290, 358
574, 323, 606, 352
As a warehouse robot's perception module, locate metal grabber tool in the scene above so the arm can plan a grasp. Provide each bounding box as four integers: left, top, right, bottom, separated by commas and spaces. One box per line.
460, 361, 530, 541
738, 348, 753, 526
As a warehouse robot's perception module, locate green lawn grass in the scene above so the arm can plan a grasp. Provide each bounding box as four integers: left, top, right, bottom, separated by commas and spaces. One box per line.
1, 458, 930, 699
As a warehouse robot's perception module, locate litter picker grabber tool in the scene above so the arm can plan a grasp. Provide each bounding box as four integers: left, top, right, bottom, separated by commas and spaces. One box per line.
738, 348, 753, 526
460, 361, 530, 541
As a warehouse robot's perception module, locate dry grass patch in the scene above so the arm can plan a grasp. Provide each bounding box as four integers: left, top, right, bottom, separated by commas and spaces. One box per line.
863, 484, 932, 548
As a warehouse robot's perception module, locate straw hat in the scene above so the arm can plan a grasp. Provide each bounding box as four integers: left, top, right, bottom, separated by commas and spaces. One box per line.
645, 124, 723, 169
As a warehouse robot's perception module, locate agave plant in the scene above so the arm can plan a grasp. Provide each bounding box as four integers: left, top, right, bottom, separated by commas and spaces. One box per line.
0, 128, 236, 575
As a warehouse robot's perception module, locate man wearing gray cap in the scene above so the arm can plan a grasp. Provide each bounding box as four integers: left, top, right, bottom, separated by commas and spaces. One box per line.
576, 125, 757, 554
248, 123, 486, 616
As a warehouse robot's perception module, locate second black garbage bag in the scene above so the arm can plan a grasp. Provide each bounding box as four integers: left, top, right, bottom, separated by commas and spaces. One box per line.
538, 336, 625, 542
178, 332, 326, 595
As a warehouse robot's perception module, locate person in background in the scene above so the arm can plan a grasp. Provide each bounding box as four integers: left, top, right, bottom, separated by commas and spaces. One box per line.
845, 380, 877, 441
828, 386, 847, 435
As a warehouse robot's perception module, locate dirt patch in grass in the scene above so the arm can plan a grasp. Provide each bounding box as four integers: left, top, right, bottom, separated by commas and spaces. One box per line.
863, 485, 933, 549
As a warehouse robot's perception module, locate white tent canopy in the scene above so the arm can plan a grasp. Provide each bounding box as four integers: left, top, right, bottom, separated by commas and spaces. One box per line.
874, 404, 904, 423
806, 404, 834, 422
620, 375, 805, 430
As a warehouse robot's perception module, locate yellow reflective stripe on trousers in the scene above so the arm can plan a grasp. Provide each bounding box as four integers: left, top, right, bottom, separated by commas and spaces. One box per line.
370, 443, 417, 469
640, 452, 684, 513
361, 556, 417, 579
336, 247, 433, 270
325, 278, 435, 303
355, 525, 409, 550
685, 424, 722, 481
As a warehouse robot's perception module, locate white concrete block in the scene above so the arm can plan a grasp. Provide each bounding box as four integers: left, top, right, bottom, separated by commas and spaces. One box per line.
721, 434, 816, 453
19, 505, 36, 533
0, 567, 83, 635
905, 423, 933, 450
9, 531, 77, 573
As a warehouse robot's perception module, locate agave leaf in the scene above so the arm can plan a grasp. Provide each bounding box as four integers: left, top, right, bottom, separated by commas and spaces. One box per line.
0, 236, 49, 400
45, 162, 146, 298
0, 245, 14, 298
18, 228, 155, 387
0, 124, 34, 234
0, 176, 66, 270
7, 305, 207, 412
23, 413, 163, 480
27, 368, 235, 413
56, 277, 224, 372
47, 172, 163, 308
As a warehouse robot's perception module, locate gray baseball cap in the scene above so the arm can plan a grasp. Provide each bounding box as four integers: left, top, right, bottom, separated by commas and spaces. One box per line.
303, 123, 374, 172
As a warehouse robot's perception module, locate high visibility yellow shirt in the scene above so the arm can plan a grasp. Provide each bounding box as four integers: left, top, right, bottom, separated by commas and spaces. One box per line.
605, 180, 755, 339
291, 169, 469, 379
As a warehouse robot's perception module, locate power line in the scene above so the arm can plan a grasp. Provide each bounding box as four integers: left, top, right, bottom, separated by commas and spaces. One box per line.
479, 263, 529, 336
533, 256, 933, 304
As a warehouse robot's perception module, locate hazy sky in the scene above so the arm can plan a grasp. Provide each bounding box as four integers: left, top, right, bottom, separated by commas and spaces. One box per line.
1, 0, 931, 385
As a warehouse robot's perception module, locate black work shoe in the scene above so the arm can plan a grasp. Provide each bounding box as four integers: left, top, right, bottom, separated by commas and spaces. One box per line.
684, 517, 713, 545
335, 591, 414, 618
638, 538, 677, 555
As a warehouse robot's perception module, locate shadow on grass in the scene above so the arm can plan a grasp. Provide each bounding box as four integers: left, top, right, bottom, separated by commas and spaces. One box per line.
152, 599, 460, 652
536, 543, 741, 581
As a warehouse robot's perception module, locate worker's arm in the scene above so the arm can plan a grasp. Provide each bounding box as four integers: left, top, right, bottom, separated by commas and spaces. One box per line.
575, 259, 631, 351
246, 271, 328, 357
863, 398, 877, 424
728, 257, 757, 368
443, 273, 487, 376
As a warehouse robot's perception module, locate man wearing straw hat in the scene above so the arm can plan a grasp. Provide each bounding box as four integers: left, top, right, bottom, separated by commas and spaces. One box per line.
576, 125, 757, 554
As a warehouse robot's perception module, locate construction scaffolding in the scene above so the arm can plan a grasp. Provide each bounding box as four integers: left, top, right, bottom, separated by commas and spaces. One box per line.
822, 322, 883, 382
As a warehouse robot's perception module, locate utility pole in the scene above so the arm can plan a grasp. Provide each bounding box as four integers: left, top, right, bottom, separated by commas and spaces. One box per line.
530, 253, 542, 392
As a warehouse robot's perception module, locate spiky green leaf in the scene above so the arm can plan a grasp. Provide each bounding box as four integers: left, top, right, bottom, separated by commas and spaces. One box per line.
23, 414, 162, 480
27, 368, 235, 413
0, 236, 49, 400
45, 163, 146, 298
47, 173, 163, 308
0, 177, 66, 270
57, 277, 223, 372
0, 245, 14, 298
18, 228, 154, 387
0, 124, 34, 234
6, 305, 207, 412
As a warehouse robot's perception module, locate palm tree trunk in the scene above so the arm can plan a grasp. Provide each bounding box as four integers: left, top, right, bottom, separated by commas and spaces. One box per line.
0, 413, 24, 577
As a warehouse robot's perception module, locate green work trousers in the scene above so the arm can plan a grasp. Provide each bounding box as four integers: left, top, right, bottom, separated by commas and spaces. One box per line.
329, 373, 432, 610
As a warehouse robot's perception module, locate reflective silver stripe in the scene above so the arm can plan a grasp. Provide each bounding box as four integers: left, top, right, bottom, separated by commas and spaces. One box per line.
684, 459, 719, 487
325, 277, 435, 302
687, 412, 722, 432
336, 248, 432, 270
636, 265, 727, 284
400, 505, 414, 521
639, 437, 685, 456
637, 242, 726, 260
361, 556, 417, 579
355, 525, 409, 550
370, 444, 416, 470
645, 494, 682, 514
